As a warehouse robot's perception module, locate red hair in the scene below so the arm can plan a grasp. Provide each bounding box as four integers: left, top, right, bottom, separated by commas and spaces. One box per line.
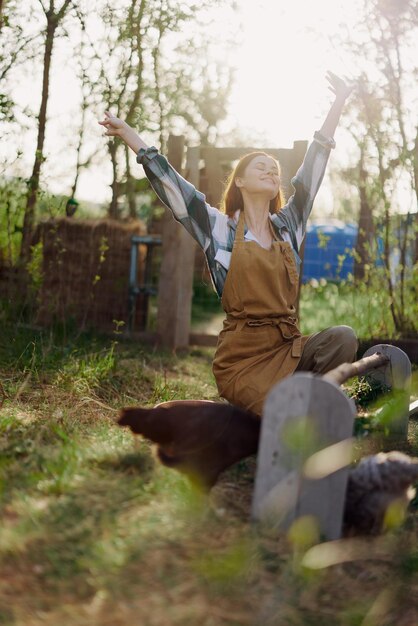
220, 151, 285, 218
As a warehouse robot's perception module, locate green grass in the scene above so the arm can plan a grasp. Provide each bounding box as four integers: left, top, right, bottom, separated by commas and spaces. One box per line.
0, 323, 417, 626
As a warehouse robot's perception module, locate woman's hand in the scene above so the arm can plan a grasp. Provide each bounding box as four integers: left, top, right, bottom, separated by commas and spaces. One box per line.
326, 71, 353, 102
318, 72, 352, 139
98, 111, 130, 138
98, 110, 148, 154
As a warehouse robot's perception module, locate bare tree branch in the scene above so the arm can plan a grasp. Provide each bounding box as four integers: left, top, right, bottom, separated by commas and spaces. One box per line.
56, 0, 74, 23
37, 0, 49, 14
0, 32, 42, 82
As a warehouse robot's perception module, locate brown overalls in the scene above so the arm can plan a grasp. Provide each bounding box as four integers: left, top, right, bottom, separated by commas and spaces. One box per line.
212, 210, 310, 416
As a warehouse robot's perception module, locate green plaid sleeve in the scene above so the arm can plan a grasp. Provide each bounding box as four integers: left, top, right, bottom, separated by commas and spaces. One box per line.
273, 131, 335, 252
137, 146, 219, 252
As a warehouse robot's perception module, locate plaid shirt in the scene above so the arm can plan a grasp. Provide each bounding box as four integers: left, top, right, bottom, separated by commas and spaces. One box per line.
136, 131, 335, 298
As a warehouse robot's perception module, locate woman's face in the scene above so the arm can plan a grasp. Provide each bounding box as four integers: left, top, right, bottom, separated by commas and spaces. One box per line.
235, 155, 280, 199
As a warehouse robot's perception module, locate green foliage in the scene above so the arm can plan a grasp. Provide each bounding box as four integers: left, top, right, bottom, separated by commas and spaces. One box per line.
194, 538, 256, 588
0, 92, 15, 122
92, 235, 109, 285
347, 374, 413, 438
400, 551, 418, 576
348, 377, 391, 408
56, 342, 117, 395
189, 273, 416, 340
137, 200, 155, 225
331, 0, 418, 337
26, 241, 44, 293
191, 279, 223, 327
150, 371, 189, 404
288, 515, 321, 551
0, 177, 26, 265
299, 278, 395, 338
302, 219, 416, 339
0, 325, 219, 606
0, 175, 79, 267
316, 229, 331, 250
36, 189, 68, 218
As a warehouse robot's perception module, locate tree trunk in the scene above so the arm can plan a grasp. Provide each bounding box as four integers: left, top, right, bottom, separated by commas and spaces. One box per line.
125, 144, 137, 219
71, 103, 86, 200
152, 20, 165, 152
121, 0, 146, 220
413, 127, 418, 264
20, 16, 56, 261
70, 28, 96, 204
0, 0, 5, 33
108, 141, 120, 219
354, 154, 374, 282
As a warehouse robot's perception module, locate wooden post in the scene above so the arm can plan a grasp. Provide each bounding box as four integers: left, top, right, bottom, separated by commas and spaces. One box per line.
156, 135, 196, 350
252, 373, 356, 540
202, 146, 224, 208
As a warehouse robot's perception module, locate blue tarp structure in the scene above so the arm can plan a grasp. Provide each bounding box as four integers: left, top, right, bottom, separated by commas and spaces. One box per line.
302, 221, 358, 282
302, 215, 414, 283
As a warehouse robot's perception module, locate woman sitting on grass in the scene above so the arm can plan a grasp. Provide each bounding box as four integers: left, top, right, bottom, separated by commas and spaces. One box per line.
99, 71, 357, 418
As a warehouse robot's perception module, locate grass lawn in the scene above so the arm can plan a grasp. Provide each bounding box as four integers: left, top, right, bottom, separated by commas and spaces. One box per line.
0, 324, 417, 626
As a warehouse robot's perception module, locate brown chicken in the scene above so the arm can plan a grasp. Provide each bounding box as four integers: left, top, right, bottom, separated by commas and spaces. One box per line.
118, 400, 260, 490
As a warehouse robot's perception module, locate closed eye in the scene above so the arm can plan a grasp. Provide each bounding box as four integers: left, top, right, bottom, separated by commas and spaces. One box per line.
256, 164, 279, 175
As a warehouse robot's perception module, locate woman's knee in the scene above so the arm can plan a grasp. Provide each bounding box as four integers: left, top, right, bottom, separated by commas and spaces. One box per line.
331, 325, 358, 356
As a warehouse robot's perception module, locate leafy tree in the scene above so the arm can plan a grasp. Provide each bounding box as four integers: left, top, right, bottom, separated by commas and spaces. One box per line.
0, 1, 41, 123
20, 0, 76, 260
87, 0, 234, 218
67, 9, 99, 210
332, 0, 418, 336
1, 0, 235, 248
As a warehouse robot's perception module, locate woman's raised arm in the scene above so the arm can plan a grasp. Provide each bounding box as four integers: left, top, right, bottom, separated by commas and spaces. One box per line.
99, 110, 149, 153
319, 71, 353, 138
98, 111, 227, 253
275, 72, 353, 252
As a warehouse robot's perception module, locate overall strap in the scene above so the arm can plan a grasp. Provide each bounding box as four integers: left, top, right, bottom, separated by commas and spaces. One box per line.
236, 210, 245, 242
269, 218, 280, 242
